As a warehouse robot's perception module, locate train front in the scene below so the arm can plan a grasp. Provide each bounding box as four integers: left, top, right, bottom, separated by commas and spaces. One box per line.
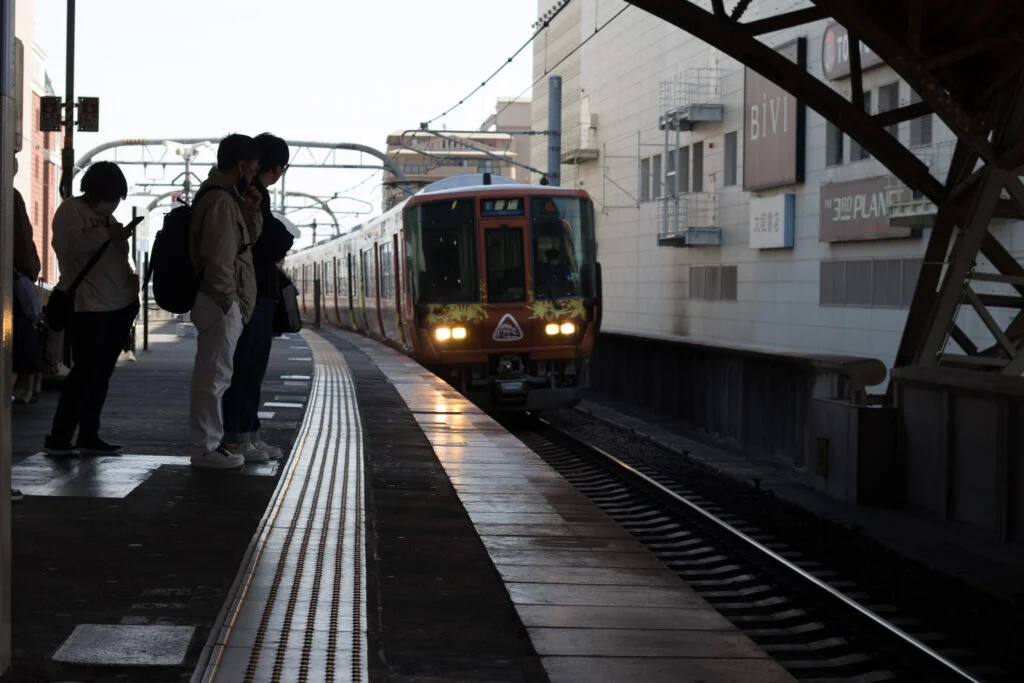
404, 186, 601, 411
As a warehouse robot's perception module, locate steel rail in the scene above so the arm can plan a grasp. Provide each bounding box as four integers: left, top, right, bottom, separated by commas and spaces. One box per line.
532, 415, 982, 683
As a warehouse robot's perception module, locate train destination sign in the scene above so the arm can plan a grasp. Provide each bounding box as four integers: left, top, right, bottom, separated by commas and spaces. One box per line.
819, 176, 916, 243
821, 23, 885, 81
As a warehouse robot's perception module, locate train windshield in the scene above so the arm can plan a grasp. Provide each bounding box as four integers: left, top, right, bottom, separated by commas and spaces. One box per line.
531, 196, 597, 300
405, 198, 479, 304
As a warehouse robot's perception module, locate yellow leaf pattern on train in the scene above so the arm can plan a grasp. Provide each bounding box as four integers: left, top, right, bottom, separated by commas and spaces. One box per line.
528, 299, 585, 321
424, 303, 488, 325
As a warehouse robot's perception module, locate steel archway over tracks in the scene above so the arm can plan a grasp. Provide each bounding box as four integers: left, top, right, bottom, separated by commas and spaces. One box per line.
70, 138, 408, 185
626, 0, 1024, 384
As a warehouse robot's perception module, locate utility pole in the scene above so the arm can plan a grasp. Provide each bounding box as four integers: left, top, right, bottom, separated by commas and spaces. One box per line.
58, 0, 75, 199
547, 75, 562, 187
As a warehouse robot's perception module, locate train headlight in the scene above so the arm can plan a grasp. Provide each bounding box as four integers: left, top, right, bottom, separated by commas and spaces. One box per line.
435, 327, 452, 341
560, 322, 576, 335
452, 326, 467, 340
545, 323, 560, 336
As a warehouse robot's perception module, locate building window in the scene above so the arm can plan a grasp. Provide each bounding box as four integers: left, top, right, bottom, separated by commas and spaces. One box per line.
678, 147, 690, 193
652, 154, 662, 199
689, 264, 737, 302
878, 82, 900, 137
820, 257, 921, 308
723, 132, 737, 186
640, 158, 650, 202
850, 91, 873, 161
826, 121, 844, 167
909, 90, 933, 148
665, 149, 676, 195
692, 141, 704, 192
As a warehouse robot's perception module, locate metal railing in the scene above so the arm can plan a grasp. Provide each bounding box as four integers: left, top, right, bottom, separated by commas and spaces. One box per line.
657, 192, 719, 238
659, 67, 723, 112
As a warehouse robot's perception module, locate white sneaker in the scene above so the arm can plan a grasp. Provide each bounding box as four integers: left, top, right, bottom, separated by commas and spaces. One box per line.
251, 440, 284, 460
224, 441, 269, 463
191, 446, 245, 470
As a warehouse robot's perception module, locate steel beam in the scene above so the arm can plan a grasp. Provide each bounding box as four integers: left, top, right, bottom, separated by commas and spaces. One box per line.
916, 168, 1005, 365
625, 0, 946, 202
743, 7, 829, 36
873, 101, 932, 128
809, 0, 999, 166
886, 139, 978, 385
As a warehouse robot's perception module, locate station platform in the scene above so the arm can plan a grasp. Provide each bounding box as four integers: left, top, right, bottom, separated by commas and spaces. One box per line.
4, 322, 795, 683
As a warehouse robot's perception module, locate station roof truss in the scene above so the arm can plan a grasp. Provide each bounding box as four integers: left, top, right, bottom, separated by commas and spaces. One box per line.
71, 138, 408, 180
626, 0, 1024, 382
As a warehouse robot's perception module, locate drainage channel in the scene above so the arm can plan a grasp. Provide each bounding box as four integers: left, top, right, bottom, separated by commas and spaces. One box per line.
503, 416, 1010, 683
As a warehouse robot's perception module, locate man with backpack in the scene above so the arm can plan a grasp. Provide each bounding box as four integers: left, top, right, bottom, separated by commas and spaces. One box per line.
188, 134, 264, 470
221, 133, 294, 463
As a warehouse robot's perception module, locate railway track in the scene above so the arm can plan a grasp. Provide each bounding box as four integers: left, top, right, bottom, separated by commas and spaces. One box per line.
502, 415, 1013, 683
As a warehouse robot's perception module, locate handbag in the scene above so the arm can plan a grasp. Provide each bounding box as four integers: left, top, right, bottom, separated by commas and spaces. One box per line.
43, 240, 111, 332
273, 267, 302, 335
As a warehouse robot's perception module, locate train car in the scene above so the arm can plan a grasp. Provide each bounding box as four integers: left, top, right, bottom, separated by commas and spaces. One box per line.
284, 173, 602, 411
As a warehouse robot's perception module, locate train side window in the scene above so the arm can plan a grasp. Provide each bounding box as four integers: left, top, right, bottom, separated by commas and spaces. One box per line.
485, 228, 526, 303
379, 241, 394, 299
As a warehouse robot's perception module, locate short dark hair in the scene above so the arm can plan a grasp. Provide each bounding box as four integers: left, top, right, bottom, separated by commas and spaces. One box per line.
255, 133, 289, 174
217, 133, 260, 171
80, 161, 128, 201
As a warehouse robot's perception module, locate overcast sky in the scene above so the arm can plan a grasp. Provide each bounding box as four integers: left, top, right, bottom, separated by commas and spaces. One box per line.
33, 0, 539, 248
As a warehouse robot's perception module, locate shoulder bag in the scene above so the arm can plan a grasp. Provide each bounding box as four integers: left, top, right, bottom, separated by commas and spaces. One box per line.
43, 239, 111, 332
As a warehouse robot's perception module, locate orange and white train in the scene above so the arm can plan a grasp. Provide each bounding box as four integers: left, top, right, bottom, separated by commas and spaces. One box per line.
283, 174, 602, 411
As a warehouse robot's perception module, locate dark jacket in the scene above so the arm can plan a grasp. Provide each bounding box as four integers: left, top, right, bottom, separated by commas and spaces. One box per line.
252, 180, 294, 301
13, 189, 40, 281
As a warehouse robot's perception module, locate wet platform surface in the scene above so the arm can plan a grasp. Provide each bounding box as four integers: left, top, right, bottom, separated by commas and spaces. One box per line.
331, 330, 796, 683
6, 322, 796, 682
4, 322, 312, 682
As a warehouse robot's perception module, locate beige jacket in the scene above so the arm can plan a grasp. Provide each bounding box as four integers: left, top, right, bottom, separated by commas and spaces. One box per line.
52, 197, 139, 313
189, 168, 263, 322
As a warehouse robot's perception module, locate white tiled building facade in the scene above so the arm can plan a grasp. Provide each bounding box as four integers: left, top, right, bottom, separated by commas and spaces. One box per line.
531, 0, 1020, 369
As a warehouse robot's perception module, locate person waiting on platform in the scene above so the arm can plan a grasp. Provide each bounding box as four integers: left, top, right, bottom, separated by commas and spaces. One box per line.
43, 161, 141, 455
221, 133, 293, 462
12, 154, 43, 406
188, 134, 263, 470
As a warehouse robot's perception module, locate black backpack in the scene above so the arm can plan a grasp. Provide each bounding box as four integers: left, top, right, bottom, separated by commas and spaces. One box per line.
144, 186, 227, 314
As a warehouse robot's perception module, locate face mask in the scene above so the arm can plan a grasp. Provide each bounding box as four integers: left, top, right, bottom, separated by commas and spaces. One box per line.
96, 200, 119, 216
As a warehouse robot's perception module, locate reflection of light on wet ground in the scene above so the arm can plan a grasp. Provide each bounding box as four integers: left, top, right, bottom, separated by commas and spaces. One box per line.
12, 453, 279, 498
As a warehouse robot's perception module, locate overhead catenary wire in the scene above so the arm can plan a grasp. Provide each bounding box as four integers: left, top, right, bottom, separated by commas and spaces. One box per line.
422, 0, 575, 127
493, 4, 631, 121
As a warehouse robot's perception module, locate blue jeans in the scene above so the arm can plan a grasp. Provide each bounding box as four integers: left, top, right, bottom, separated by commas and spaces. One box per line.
222, 298, 275, 443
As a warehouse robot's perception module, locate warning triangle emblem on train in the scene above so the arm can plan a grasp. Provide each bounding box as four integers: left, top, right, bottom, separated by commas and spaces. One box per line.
492, 313, 524, 342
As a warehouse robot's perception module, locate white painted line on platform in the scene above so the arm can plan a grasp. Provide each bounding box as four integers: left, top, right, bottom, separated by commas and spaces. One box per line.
281, 374, 311, 380
288, 357, 313, 361
257, 411, 276, 419
264, 402, 305, 409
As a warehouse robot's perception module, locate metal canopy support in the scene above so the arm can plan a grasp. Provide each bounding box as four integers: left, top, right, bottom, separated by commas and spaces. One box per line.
902, 74, 1024, 375
69, 138, 408, 187
623, 0, 945, 203
624, 0, 1024, 381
